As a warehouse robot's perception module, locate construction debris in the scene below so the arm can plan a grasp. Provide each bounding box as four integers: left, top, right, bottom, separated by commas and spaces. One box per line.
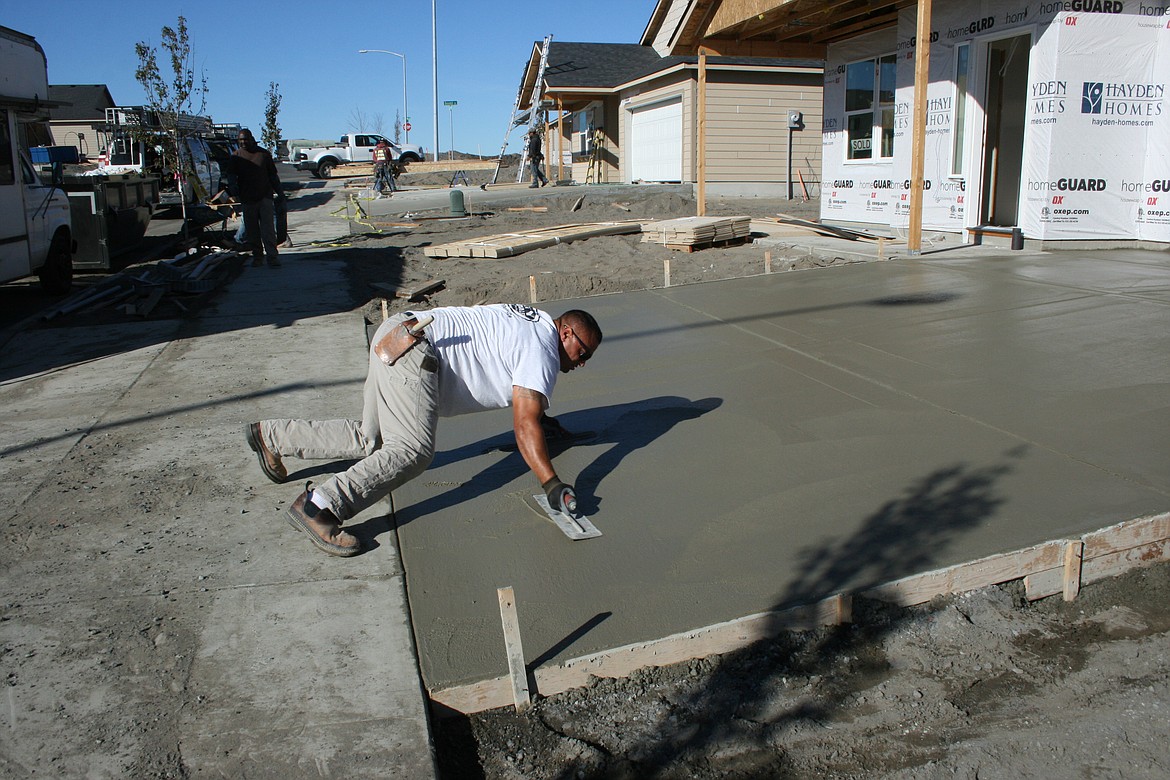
423, 221, 642, 259
369, 279, 446, 303
41, 247, 241, 321
641, 215, 752, 252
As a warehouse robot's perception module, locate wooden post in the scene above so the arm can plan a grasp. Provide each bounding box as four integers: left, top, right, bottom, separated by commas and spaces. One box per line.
765, 250, 772, 274
697, 49, 709, 217
907, 0, 933, 254
663, 258, 671, 288
381, 299, 389, 321
556, 95, 565, 183
834, 593, 853, 625
529, 275, 537, 303
496, 586, 531, 711
1062, 540, 1084, 602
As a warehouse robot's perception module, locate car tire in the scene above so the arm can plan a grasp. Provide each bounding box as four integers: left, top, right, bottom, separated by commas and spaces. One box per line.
316, 160, 335, 179
400, 153, 421, 164
38, 230, 73, 295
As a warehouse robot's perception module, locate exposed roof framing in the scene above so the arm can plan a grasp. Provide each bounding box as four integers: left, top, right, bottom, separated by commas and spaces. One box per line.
644, 0, 914, 53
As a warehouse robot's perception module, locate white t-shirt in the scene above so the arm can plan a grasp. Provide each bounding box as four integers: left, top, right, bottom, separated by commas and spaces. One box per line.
421, 304, 560, 417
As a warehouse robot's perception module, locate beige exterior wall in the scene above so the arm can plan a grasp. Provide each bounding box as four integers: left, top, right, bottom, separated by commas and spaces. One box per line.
648, 0, 688, 56
703, 72, 822, 190
615, 67, 823, 190
50, 121, 101, 159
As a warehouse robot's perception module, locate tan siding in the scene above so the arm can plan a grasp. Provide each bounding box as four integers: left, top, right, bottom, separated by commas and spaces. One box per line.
50, 121, 100, 158
702, 79, 823, 185
651, 1, 689, 56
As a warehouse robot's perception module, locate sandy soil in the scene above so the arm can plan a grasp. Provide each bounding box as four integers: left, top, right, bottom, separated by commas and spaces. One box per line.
435, 563, 1170, 779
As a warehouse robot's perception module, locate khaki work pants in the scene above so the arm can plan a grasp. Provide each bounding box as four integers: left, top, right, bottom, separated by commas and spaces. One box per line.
263, 314, 440, 520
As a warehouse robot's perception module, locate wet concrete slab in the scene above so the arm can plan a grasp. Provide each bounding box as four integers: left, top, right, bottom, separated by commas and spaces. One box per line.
391, 250, 1170, 693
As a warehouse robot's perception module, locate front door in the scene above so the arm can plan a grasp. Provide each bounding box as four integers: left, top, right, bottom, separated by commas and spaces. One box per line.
980, 33, 1031, 226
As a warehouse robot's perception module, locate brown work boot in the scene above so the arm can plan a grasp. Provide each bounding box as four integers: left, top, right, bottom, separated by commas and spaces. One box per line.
285, 489, 361, 557
244, 423, 287, 484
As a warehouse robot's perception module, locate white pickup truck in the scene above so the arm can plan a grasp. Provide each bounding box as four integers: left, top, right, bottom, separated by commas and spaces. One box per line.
291, 133, 425, 178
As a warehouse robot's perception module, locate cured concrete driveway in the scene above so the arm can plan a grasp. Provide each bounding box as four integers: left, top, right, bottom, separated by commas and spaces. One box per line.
392, 247, 1170, 692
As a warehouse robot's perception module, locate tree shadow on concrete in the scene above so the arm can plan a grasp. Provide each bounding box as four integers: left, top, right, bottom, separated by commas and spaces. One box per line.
521, 446, 1027, 779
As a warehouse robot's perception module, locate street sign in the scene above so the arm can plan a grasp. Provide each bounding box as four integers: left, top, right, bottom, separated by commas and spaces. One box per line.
404, 122, 412, 131
443, 100, 458, 106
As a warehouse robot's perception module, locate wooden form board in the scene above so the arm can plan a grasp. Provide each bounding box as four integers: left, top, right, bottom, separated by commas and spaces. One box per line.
423, 221, 642, 259
430, 511, 1170, 716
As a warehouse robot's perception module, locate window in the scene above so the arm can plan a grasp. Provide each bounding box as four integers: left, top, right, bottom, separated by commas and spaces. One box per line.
951, 43, 970, 177
845, 54, 897, 160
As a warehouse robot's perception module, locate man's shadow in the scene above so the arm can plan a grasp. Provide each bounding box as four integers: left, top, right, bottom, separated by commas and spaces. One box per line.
385, 396, 722, 531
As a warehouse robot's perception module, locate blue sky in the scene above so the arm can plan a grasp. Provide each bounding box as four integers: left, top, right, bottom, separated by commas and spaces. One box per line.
4, 0, 654, 157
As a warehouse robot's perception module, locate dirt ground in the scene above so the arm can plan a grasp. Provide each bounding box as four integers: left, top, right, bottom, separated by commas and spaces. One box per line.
4, 180, 1167, 779
435, 563, 1170, 779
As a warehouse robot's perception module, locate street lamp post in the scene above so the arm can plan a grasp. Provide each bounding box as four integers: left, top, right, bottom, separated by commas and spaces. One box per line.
358, 49, 409, 143
432, 0, 439, 162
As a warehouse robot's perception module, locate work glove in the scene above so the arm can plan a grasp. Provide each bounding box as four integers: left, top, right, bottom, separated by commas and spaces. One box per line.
542, 477, 578, 516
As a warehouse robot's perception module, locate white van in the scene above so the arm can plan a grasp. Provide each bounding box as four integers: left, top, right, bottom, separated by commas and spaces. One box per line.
0, 26, 74, 292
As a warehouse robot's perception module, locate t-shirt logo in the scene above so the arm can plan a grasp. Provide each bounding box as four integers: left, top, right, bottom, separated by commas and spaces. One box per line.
505, 304, 540, 322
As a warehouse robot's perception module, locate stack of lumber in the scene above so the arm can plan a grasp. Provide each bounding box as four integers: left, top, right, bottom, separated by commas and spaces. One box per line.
41, 247, 240, 321
423, 221, 642, 259
640, 216, 752, 250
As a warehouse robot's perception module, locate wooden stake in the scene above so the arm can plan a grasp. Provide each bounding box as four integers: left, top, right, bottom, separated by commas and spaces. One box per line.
834, 593, 853, 625
381, 298, 388, 321
529, 275, 537, 303
496, 586, 531, 711
765, 250, 772, 274
1062, 540, 1084, 602
663, 258, 671, 288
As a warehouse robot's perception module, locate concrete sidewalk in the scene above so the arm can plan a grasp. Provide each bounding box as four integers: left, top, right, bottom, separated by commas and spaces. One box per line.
0, 193, 437, 776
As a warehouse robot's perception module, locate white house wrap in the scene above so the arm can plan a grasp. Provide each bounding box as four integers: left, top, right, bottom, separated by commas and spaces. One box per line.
820, 0, 1170, 244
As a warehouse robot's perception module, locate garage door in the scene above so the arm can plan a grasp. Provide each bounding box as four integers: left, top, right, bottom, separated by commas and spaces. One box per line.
629, 98, 682, 182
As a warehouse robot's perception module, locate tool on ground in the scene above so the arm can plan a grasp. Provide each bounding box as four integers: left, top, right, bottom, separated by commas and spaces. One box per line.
374, 314, 433, 366
526, 493, 602, 541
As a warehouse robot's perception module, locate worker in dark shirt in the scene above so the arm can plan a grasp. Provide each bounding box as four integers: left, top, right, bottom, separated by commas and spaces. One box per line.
229, 128, 283, 267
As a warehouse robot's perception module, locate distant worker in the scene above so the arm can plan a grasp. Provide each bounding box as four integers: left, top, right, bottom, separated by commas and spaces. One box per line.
527, 127, 548, 189
227, 128, 283, 267
372, 138, 396, 197
245, 304, 602, 557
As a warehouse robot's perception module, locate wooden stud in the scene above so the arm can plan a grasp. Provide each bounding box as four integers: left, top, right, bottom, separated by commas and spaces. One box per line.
765, 250, 772, 274
529, 275, 537, 303
381, 298, 389, 321
697, 50, 709, 217
907, 0, 933, 253
496, 586, 531, 711
1062, 540, 1084, 602
663, 258, 671, 288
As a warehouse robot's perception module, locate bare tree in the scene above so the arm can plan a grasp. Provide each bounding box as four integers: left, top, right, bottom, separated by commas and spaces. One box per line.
134, 15, 208, 224
347, 107, 370, 134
